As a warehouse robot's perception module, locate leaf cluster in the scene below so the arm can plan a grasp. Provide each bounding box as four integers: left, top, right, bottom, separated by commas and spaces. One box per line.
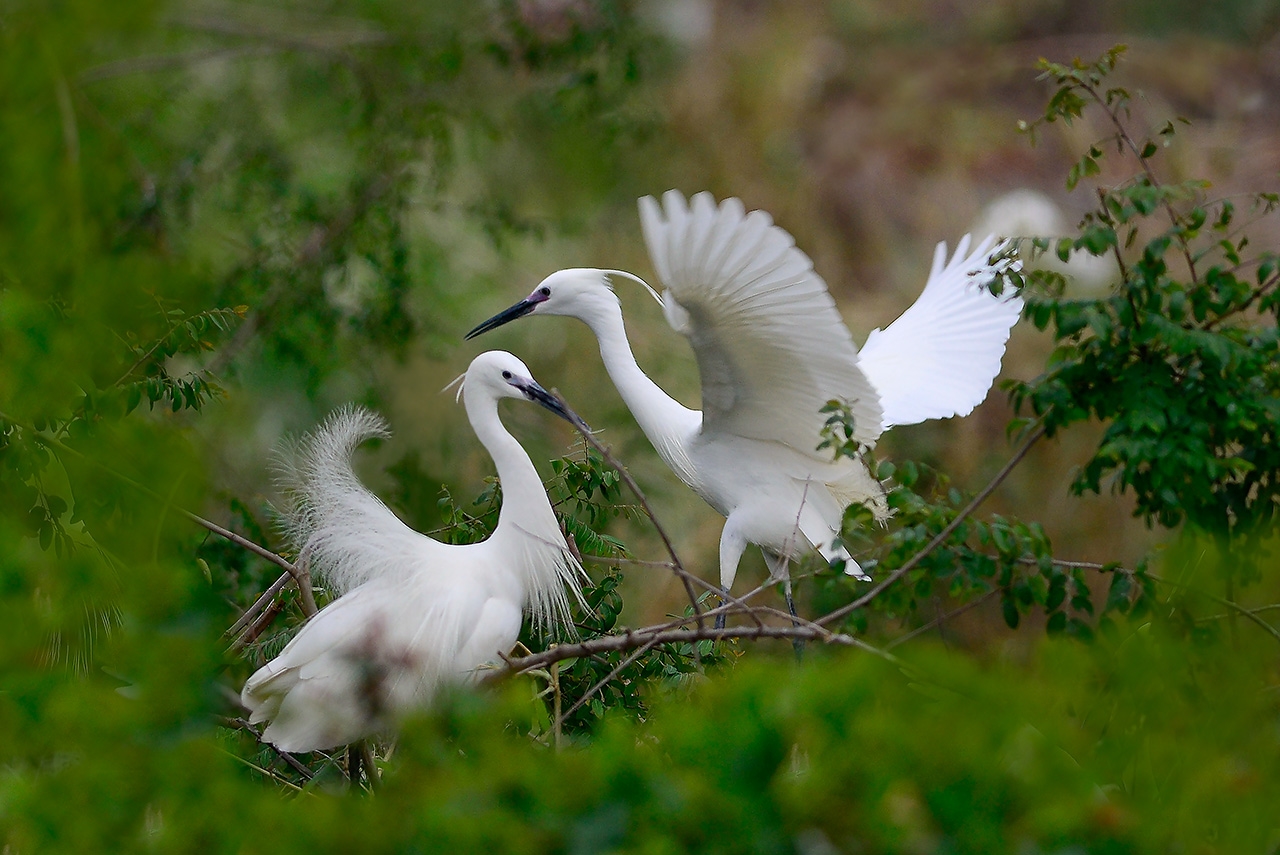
1008, 49, 1280, 572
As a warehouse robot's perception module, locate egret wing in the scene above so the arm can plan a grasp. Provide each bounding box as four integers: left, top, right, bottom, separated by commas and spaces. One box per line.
639, 190, 884, 452
856, 236, 1022, 428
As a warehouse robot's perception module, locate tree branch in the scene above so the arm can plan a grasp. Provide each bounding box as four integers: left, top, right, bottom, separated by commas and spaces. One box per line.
816, 423, 1047, 628
496, 623, 861, 680
554, 395, 706, 628
8, 416, 319, 620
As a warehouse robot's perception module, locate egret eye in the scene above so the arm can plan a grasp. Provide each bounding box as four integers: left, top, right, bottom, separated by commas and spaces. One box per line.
538, 286, 551, 297
501, 370, 512, 380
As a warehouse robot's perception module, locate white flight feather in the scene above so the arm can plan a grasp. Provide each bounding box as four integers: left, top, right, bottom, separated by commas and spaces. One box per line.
858, 236, 1023, 428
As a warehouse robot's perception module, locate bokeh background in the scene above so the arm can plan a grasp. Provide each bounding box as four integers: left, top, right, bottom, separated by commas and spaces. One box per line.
4, 0, 1279, 633
5, 0, 1280, 849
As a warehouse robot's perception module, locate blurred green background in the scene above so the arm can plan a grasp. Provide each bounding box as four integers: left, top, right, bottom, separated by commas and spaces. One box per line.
3, 0, 1279, 851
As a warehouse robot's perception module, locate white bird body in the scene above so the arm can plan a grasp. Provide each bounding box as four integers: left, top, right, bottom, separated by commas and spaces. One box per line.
467, 191, 1021, 602
241, 352, 586, 752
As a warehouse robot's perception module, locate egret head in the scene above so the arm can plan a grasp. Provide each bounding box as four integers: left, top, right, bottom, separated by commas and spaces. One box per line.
467, 268, 651, 339
461, 350, 589, 431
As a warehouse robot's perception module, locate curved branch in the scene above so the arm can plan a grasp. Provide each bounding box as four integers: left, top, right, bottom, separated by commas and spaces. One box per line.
816, 423, 1047, 628
553, 393, 706, 628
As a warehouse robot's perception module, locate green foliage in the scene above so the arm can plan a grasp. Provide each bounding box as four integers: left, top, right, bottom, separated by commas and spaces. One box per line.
816, 406, 1153, 640
5, 11, 1280, 852
1010, 47, 1280, 577
7, 616, 1280, 852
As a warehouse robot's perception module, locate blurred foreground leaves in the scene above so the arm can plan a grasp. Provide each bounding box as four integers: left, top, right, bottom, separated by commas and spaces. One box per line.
4, 578, 1279, 852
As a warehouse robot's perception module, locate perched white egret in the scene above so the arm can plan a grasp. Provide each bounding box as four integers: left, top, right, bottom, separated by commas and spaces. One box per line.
241, 351, 587, 752
467, 191, 1021, 622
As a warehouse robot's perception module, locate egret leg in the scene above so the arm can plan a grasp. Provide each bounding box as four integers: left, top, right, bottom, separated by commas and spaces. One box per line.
765, 552, 805, 661
714, 588, 730, 631
715, 520, 750, 631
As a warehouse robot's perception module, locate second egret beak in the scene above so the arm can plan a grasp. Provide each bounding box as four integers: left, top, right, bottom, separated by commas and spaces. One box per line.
511, 376, 591, 434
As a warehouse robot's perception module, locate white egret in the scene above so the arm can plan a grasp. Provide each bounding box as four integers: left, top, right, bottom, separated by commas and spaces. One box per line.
467, 191, 1021, 624
241, 351, 587, 752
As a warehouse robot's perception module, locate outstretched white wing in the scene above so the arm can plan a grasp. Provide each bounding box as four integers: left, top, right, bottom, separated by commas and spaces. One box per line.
638, 190, 884, 453
857, 236, 1022, 428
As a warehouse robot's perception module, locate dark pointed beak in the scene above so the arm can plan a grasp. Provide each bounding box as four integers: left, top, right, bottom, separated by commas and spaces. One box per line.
514, 379, 591, 433
466, 299, 538, 340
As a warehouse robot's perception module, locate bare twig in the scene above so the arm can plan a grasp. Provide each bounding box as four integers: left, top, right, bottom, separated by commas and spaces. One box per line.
816, 423, 1047, 628
886, 589, 1000, 649
226, 570, 294, 637
80, 46, 279, 83
228, 596, 287, 655
554, 400, 704, 628
497, 622, 860, 679
10, 417, 318, 620
554, 636, 659, 730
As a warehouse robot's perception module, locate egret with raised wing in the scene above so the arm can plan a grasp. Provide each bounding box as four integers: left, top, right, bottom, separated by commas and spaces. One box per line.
241, 351, 587, 752
467, 191, 1020, 625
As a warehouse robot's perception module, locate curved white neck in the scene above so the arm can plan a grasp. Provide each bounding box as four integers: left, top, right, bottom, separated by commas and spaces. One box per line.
464, 394, 562, 548
580, 302, 701, 469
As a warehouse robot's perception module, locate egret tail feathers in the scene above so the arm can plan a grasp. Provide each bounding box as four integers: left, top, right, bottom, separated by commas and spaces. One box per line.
274, 405, 420, 596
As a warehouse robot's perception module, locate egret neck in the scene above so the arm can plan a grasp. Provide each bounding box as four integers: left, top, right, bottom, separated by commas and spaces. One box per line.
577, 283, 702, 487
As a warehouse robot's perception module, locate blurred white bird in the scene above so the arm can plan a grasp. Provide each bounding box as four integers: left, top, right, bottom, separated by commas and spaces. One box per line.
241, 351, 587, 752
468, 191, 1020, 623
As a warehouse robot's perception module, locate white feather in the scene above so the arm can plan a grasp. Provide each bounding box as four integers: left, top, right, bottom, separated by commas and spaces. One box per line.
858, 237, 1023, 428
242, 352, 586, 752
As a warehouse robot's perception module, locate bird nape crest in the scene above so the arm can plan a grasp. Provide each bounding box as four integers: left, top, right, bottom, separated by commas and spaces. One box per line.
442, 371, 466, 403
603, 268, 664, 308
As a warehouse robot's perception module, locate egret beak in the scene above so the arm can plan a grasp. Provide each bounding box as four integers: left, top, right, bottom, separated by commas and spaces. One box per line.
513, 379, 591, 433
466, 292, 546, 340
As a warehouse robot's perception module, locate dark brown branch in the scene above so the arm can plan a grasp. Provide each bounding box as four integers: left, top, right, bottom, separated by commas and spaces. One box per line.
554, 399, 706, 628
226, 570, 294, 638
816, 423, 1046, 628
498, 623, 859, 679
228, 596, 287, 655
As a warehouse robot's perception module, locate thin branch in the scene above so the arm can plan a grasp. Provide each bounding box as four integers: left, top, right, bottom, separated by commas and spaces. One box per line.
79, 46, 279, 83
1082, 82, 1199, 285
1197, 604, 1280, 622
226, 570, 294, 637
816, 423, 1047, 628
1018, 555, 1280, 646
554, 399, 704, 628
1151, 571, 1280, 645
10, 416, 318, 619
221, 716, 316, 781
227, 596, 287, 655
497, 623, 860, 679
555, 636, 660, 730
886, 589, 1000, 650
